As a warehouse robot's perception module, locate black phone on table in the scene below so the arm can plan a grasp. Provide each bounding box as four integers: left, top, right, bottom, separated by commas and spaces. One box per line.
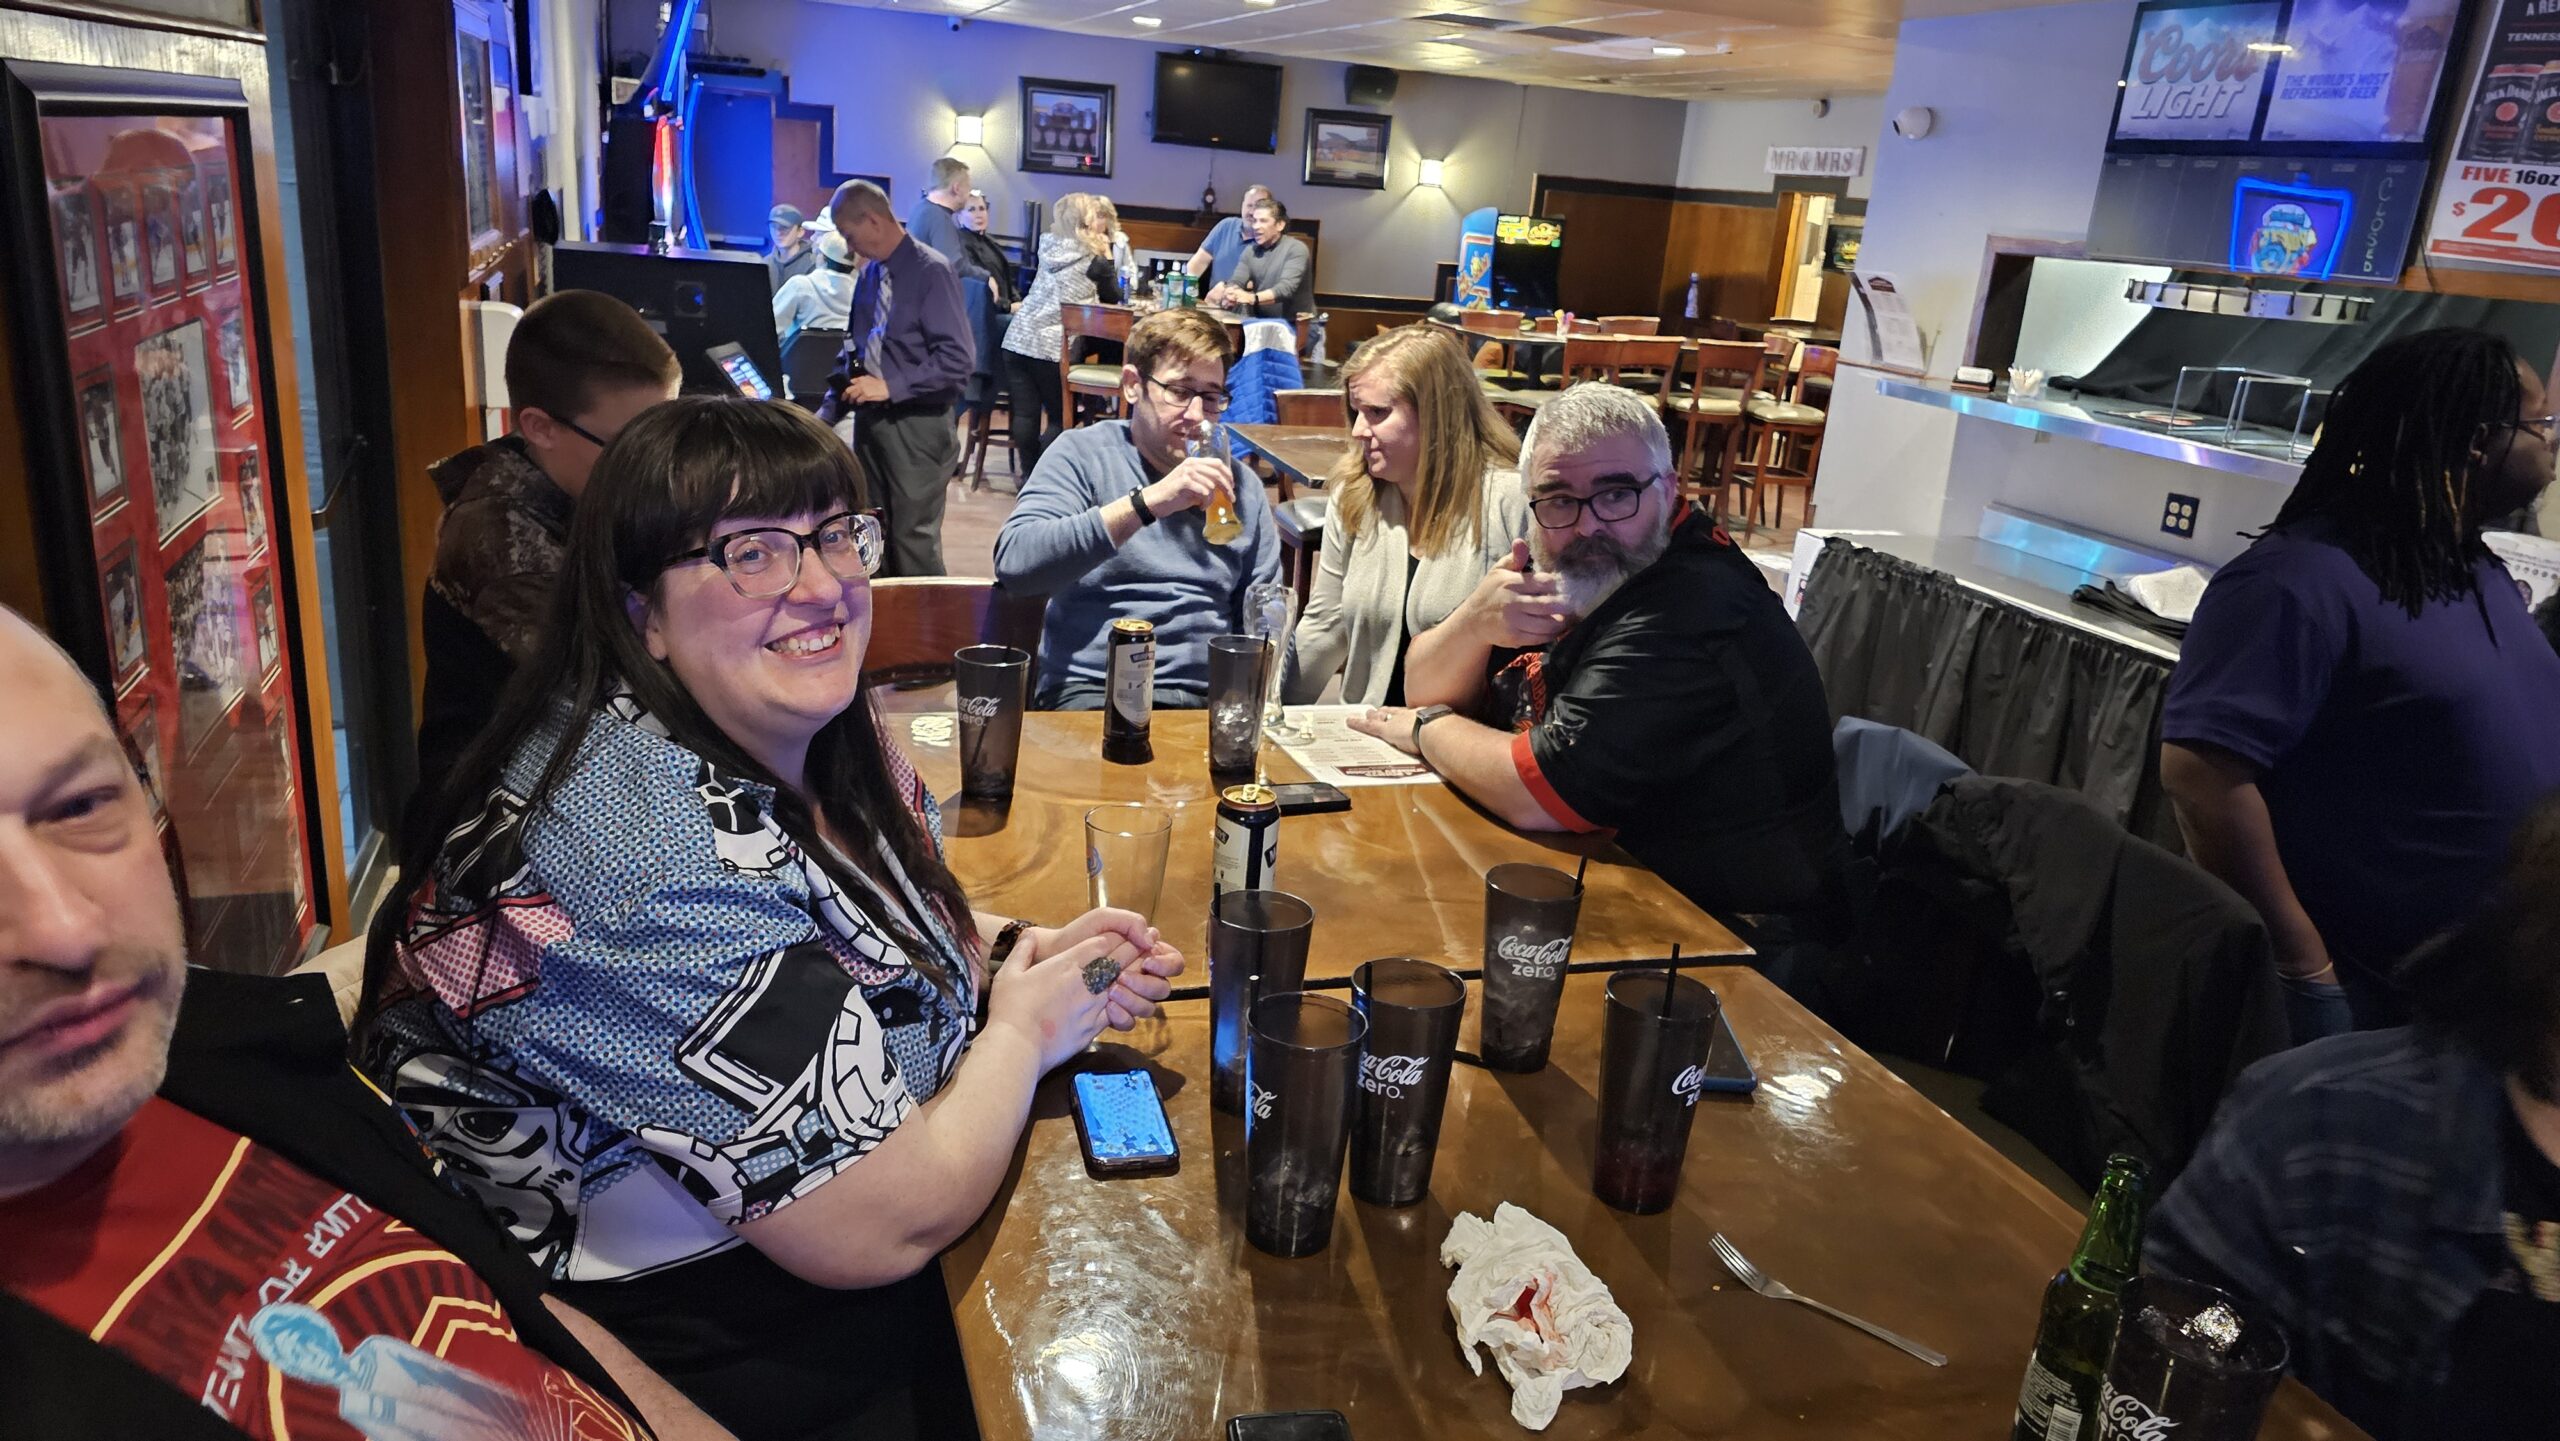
1069, 1069, 1179, 1177
1269, 781, 1350, 815
1228, 1411, 1351, 1440
1696, 1010, 1759, 1094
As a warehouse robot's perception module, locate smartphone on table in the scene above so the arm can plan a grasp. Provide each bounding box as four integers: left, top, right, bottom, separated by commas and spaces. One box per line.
1228, 1411, 1351, 1440
1069, 1069, 1179, 1178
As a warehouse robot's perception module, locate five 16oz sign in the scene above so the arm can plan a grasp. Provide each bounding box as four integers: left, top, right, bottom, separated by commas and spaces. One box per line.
2424, 0, 2560, 272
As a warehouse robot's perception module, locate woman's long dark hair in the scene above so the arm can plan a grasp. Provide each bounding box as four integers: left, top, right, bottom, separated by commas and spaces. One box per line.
2271, 327, 2522, 617
357, 397, 974, 1035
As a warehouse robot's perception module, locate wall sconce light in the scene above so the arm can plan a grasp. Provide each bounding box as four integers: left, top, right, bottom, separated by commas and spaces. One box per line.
1419, 158, 1446, 187
955, 113, 984, 147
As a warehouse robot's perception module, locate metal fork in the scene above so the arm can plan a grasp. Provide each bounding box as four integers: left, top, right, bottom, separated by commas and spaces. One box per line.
1711, 1233, 1947, 1367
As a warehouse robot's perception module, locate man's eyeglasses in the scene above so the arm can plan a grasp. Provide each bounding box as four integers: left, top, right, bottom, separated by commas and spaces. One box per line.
1529, 474, 1657, 530
665, 511, 884, 598
557, 415, 609, 449
2492, 414, 2560, 443
1143, 374, 1230, 416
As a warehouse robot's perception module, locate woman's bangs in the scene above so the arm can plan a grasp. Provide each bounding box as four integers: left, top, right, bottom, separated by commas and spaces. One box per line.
667, 404, 864, 541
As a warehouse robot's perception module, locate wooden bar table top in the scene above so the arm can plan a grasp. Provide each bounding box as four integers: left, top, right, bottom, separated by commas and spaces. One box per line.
902, 710, 1747, 979
1229, 423, 1351, 496
936, 970, 2362, 1440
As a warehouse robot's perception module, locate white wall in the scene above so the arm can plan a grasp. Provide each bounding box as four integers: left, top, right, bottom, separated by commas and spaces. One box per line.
1805, 0, 2291, 560
613, 0, 1690, 298
2010, 257, 2169, 380
1676, 95, 1884, 199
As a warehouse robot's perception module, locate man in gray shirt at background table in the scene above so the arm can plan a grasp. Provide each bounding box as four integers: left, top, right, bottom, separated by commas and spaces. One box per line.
1209, 195, 1311, 324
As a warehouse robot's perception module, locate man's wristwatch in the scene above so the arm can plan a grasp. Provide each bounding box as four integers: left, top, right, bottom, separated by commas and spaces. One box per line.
1411, 704, 1456, 756
1128, 488, 1159, 525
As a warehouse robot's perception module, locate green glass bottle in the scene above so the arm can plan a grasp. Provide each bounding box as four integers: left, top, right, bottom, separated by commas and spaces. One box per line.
2012, 1153, 2149, 1441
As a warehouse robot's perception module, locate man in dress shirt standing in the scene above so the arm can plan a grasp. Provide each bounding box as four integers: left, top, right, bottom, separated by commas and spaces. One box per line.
826, 179, 974, 577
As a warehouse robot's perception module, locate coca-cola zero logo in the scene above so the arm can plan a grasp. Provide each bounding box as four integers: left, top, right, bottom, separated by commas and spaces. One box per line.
2098, 1385, 2178, 1440
1359, 1053, 1430, 1098
1496, 934, 1571, 977
1671, 1064, 1707, 1105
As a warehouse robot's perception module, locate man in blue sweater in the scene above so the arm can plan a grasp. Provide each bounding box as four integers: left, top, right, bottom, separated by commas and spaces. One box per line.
996, 308, 1282, 709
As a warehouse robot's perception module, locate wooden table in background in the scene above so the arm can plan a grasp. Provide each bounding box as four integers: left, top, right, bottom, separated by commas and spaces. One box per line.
936, 971, 2363, 1440
903, 711, 1743, 977
1229, 423, 1351, 498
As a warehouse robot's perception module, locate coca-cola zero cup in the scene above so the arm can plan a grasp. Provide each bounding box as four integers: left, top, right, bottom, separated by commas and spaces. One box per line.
953, 645, 1029, 801
2095, 1276, 2288, 1441
1245, 991, 1367, 1257
1209, 890, 1314, 1114
1479, 863, 1582, 1071
1592, 970, 1717, 1214
1348, 958, 1465, 1208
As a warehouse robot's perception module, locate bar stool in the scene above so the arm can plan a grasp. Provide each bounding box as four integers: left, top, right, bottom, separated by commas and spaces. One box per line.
1668, 339, 1765, 501
1609, 335, 1686, 407
1596, 315, 1661, 335
1059, 302, 1131, 429
1734, 341, 1832, 534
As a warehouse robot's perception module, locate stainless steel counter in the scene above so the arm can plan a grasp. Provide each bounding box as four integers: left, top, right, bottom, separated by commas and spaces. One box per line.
1844, 532, 2183, 662
1874, 376, 2305, 486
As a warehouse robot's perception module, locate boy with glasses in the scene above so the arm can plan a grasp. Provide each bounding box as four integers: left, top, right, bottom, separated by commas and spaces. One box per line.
996, 308, 1281, 709
1350, 382, 1849, 928
421, 290, 679, 783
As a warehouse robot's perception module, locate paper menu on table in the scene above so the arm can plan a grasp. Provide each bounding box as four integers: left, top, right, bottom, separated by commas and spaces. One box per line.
1271, 704, 1443, 787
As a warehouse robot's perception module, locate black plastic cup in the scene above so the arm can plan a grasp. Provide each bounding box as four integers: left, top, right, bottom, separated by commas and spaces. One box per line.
1348, 959, 1466, 1208
1209, 890, 1315, 1115
1206, 634, 1269, 776
1245, 991, 1368, 1257
1592, 970, 1718, 1214
953, 645, 1029, 801
2097, 1276, 2289, 1440
1478, 863, 1583, 1071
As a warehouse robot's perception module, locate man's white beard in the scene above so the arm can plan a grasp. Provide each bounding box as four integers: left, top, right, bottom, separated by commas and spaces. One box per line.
1535, 527, 1671, 622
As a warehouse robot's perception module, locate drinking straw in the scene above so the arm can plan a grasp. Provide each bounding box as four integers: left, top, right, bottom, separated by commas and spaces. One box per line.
1661, 942, 1683, 1017
1573, 855, 1589, 892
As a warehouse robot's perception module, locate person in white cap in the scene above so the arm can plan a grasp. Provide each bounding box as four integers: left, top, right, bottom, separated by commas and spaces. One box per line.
771, 226, 856, 353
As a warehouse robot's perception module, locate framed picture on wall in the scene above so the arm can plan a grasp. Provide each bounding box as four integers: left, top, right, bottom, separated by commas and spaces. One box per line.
1, 60, 324, 974
1303, 109, 1389, 190
1019, 77, 1113, 178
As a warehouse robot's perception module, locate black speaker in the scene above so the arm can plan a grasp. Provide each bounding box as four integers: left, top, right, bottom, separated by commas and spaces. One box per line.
1345, 65, 1398, 107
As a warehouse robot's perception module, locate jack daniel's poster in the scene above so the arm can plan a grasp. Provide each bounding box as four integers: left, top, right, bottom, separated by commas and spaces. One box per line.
2425, 0, 2560, 271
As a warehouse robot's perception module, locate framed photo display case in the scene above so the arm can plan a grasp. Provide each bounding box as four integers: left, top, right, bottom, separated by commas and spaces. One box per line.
1018, 77, 1113, 178
1, 61, 320, 972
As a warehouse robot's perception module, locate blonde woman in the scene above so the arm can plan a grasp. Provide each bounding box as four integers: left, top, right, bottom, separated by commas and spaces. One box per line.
1286, 325, 1529, 705
1002, 192, 1126, 474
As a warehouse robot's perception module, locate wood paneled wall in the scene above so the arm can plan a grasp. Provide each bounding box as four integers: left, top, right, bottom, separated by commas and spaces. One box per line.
1545, 189, 1675, 319
1661, 201, 1786, 330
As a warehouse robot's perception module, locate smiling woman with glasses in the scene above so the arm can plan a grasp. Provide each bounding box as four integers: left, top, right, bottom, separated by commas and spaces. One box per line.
356, 396, 1181, 1439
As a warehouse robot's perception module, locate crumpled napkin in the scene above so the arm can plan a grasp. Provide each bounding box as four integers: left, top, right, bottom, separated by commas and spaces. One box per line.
1441, 1202, 1634, 1430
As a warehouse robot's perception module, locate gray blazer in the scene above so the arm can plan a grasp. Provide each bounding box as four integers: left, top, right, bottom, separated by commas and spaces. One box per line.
1284, 470, 1531, 705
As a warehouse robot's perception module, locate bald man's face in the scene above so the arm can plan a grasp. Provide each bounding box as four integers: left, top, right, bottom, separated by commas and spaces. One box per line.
0, 612, 185, 1166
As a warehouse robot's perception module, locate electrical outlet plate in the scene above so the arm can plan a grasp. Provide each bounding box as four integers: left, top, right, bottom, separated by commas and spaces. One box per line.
2161, 493, 2200, 538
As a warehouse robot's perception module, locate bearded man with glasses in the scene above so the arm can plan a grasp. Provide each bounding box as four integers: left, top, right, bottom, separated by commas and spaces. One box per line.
997, 307, 1282, 710
1350, 382, 1850, 933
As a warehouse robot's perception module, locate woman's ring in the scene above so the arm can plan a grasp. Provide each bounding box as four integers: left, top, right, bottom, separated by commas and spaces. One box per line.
1083, 955, 1121, 995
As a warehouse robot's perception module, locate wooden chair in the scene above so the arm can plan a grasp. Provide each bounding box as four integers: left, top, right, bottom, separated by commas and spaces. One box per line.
960, 396, 1013, 490
1734, 340, 1832, 534
1669, 339, 1767, 502
1273, 388, 1343, 427
1597, 315, 1660, 336
1496, 335, 1620, 426
1059, 302, 1131, 429
1458, 308, 1530, 383
1274, 495, 1329, 612
1609, 335, 1687, 408
862, 578, 1049, 709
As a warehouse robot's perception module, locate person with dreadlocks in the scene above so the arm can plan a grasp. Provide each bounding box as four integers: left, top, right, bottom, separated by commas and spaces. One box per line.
2163, 327, 2560, 1039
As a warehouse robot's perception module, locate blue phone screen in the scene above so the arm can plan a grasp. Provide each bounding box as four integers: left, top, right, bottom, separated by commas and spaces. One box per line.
1073, 1071, 1177, 1164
